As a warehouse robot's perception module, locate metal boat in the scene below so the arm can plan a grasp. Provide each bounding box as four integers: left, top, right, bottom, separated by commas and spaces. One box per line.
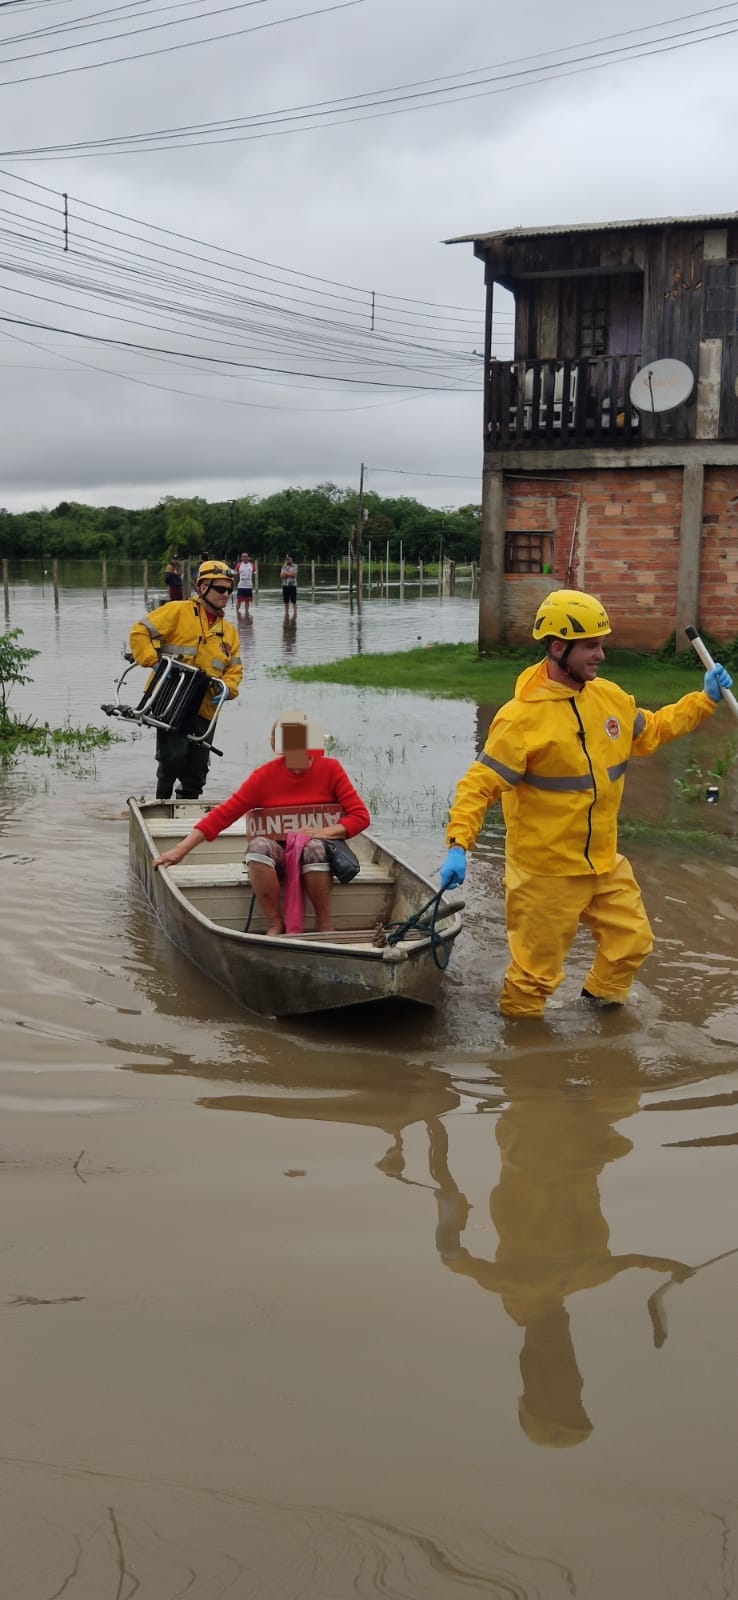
128, 798, 464, 1017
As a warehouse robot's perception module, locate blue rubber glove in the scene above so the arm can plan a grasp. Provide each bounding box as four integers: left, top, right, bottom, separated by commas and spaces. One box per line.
704, 663, 733, 703
439, 845, 466, 889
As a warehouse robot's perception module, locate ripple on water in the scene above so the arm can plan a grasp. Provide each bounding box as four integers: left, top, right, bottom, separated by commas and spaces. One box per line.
0, 1456, 584, 1599
0, 1095, 124, 1113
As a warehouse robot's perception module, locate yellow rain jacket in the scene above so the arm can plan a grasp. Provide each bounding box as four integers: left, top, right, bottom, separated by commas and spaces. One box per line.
129, 598, 242, 721
447, 660, 716, 876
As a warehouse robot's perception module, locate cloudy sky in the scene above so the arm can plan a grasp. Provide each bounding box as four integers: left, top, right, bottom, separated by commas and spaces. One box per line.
1, 0, 736, 511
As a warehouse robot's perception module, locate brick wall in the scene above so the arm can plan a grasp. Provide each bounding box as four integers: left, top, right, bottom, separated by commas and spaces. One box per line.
700, 475, 738, 639
501, 466, 738, 649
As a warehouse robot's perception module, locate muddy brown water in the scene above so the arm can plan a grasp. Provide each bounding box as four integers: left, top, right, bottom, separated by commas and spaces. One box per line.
1, 571, 737, 1597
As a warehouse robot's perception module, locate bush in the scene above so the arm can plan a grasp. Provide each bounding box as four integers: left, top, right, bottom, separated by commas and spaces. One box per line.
0, 627, 39, 722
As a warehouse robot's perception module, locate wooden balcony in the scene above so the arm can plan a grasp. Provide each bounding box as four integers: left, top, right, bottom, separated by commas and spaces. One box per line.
485, 354, 669, 451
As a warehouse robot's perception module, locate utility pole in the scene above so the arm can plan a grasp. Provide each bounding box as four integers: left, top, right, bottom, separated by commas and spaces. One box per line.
353, 462, 365, 603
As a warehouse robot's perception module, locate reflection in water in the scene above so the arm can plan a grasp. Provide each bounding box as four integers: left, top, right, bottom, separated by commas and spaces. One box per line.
348, 599, 364, 655
192, 1045, 718, 1454
424, 1058, 695, 1449
197, 1060, 465, 1144
475, 701, 497, 753
281, 614, 297, 658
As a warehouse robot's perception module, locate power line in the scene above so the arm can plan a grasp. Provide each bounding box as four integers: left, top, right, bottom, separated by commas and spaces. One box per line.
0, 320, 454, 410
0, 221, 484, 369
1, 1, 735, 145
0, 225, 484, 353
0, 0, 365, 87
366, 465, 481, 481
0, 167, 486, 319
0, 311, 481, 388
0, 0, 276, 65
0, 169, 491, 399
0, 0, 238, 48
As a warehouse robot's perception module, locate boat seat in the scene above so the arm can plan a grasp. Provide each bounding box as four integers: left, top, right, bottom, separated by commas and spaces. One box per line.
168, 861, 393, 889
169, 861, 250, 888
150, 818, 247, 838
166, 858, 396, 934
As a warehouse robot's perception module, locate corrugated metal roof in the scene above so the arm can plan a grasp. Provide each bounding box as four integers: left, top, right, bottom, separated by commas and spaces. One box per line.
446, 213, 738, 245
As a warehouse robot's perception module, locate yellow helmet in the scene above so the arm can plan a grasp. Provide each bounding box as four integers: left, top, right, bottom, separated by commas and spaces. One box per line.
196, 559, 234, 588
532, 589, 611, 642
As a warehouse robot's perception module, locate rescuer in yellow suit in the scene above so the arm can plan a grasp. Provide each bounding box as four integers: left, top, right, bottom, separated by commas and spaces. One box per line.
439, 590, 733, 1017
129, 560, 243, 800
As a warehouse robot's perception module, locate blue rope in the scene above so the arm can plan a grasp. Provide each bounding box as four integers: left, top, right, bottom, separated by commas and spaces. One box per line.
384, 889, 452, 970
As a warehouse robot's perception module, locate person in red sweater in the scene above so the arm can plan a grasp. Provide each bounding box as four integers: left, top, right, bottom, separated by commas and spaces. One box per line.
152, 713, 370, 936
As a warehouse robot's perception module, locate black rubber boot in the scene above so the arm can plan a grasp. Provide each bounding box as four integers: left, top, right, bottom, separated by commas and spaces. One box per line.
581, 988, 623, 1010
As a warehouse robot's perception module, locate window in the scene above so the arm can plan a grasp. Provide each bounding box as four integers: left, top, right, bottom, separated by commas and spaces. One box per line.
505, 532, 552, 574
578, 280, 609, 356
704, 261, 738, 337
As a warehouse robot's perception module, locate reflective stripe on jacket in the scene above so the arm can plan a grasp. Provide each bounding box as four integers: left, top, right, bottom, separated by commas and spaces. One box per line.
128, 599, 242, 720
446, 659, 716, 876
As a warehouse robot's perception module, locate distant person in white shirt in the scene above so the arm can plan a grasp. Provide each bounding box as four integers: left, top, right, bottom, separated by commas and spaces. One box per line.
236, 552, 254, 619
280, 554, 298, 615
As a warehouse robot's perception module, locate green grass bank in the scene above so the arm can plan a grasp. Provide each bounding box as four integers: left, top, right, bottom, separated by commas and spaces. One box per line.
280, 641, 709, 705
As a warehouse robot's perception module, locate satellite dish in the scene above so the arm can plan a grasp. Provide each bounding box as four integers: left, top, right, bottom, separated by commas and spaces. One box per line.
629, 358, 694, 414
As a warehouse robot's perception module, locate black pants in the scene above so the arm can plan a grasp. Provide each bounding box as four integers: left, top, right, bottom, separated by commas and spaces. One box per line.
156, 715, 211, 799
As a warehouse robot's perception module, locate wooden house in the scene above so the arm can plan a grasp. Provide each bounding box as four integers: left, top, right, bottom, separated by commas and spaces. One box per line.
448, 214, 738, 650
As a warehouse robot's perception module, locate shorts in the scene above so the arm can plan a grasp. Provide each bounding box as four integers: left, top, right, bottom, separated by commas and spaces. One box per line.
237, 587, 253, 599
244, 837, 328, 873
282, 584, 297, 602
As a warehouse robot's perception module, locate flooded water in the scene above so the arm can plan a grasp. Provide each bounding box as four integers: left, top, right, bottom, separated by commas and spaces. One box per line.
1, 568, 737, 1598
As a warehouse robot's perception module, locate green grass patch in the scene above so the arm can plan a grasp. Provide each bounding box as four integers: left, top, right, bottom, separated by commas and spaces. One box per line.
279, 641, 707, 705
0, 716, 120, 769
619, 818, 733, 854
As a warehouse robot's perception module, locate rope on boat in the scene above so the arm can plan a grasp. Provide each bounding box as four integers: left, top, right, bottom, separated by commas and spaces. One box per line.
383, 889, 453, 971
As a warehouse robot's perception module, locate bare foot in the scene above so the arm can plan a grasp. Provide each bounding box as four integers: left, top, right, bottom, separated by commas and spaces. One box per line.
265, 922, 286, 937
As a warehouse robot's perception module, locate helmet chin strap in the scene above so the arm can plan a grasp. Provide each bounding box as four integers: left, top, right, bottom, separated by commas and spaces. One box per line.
550, 641, 587, 687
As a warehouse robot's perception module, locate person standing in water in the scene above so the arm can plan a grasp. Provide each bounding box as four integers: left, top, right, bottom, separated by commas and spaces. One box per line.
128, 559, 242, 800
439, 589, 733, 1017
280, 554, 298, 616
235, 552, 254, 619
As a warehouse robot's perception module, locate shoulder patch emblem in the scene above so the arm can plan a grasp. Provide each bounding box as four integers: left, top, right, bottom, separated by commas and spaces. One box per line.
604, 717, 620, 739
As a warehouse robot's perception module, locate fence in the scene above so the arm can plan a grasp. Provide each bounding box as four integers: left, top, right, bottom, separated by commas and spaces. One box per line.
2, 556, 478, 614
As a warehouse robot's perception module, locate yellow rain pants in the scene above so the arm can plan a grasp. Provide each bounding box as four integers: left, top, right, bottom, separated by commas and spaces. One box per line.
499, 853, 653, 1018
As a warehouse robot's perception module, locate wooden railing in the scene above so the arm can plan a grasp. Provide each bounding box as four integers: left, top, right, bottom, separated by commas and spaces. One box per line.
485, 355, 650, 450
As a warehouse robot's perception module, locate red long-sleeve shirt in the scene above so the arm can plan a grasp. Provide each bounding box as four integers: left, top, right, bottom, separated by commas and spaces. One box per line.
196, 752, 370, 840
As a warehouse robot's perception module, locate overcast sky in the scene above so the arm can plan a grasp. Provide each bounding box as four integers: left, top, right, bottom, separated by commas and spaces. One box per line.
0, 0, 736, 512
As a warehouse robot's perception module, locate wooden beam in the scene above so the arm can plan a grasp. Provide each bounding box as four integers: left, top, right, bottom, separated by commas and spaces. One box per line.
478, 469, 506, 653
675, 462, 704, 645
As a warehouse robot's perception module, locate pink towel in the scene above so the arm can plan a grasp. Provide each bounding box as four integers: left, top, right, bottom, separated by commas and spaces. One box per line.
283, 831, 312, 934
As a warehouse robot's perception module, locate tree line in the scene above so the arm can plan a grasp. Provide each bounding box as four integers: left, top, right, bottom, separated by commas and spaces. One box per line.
0, 483, 482, 567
